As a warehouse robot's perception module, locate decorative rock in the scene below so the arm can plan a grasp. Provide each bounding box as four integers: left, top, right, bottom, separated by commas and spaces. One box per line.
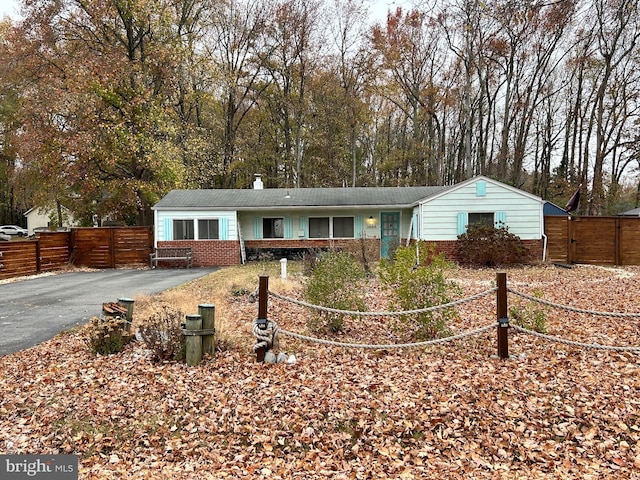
286, 354, 297, 364
276, 352, 288, 363
264, 351, 277, 364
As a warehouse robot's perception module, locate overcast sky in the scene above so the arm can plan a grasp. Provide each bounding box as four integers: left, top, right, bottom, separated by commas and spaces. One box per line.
0, 0, 414, 23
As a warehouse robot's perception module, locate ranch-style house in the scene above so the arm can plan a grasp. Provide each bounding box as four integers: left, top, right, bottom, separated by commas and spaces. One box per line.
151, 175, 546, 267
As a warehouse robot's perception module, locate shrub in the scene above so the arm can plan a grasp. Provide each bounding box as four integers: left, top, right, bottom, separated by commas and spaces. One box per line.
509, 290, 548, 333
455, 223, 529, 266
379, 242, 460, 340
304, 250, 366, 332
86, 316, 132, 355
137, 305, 186, 362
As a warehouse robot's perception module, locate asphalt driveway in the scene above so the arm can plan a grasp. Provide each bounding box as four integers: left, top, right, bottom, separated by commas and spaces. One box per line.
0, 268, 217, 356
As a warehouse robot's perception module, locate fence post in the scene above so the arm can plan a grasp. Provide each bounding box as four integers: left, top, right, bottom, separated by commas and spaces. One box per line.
185, 314, 203, 366
117, 297, 135, 333
496, 272, 509, 359
256, 275, 269, 362
199, 304, 216, 356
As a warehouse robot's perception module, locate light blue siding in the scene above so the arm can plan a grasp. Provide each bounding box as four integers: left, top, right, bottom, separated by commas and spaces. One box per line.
421, 178, 542, 240
457, 212, 468, 235
284, 217, 293, 239
220, 217, 229, 240
163, 218, 172, 240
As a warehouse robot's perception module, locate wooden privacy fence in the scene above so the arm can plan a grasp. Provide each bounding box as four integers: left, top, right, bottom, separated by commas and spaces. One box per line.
544, 216, 640, 265
71, 227, 153, 268
0, 227, 153, 280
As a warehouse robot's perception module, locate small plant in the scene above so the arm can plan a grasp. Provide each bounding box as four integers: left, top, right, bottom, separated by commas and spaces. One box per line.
509, 290, 548, 333
137, 305, 186, 362
304, 250, 366, 332
455, 223, 529, 266
302, 248, 321, 276
86, 316, 132, 355
231, 285, 249, 296
379, 242, 460, 340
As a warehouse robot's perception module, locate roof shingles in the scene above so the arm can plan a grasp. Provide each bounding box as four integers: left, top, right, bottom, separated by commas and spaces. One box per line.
153, 186, 451, 210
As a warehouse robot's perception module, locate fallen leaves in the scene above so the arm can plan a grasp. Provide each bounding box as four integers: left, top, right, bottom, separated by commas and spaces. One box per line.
0, 265, 639, 479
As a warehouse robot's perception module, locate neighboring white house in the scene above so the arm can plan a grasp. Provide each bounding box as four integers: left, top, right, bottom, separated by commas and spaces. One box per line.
151, 175, 546, 266
24, 206, 78, 235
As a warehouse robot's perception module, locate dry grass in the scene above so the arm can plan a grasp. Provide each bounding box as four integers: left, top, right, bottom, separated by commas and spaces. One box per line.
131, 261, 305, 352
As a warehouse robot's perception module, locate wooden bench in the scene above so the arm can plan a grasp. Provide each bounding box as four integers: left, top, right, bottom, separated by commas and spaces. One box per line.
150, 247, 193, 268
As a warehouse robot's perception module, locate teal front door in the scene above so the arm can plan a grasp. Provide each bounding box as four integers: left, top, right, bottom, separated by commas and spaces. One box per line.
380, 212, 400, 258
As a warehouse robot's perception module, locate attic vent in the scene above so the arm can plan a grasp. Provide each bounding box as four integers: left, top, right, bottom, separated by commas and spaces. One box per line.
253, 174, 264, 190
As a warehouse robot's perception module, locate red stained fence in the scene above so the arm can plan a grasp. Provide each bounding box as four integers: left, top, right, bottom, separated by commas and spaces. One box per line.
0, 227, 153, 280
544, 216, 640, 266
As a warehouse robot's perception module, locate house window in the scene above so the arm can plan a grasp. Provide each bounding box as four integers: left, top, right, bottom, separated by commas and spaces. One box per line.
198, 219, 219, 239
173, 219, 194, 240
333, 217, 354, 238
263, 218, 284, 238
468, 212, 494, 227
309, 217, 329, 238
308, 217, 355, 238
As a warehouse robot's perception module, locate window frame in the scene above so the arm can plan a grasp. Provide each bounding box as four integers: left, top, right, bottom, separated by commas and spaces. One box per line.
262, 217, 285, 239
173, 219, 195, 240
468, 212, 495, 227
198, 218, 220, 240
332, 216, 355, 238
308, 216, 355, 239
308, 217, 330, 238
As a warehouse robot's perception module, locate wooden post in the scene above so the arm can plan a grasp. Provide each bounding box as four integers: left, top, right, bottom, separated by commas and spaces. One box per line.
199, 304, 216, 356
185, 314, 203, 366
496, 272, 509, 359
256, 275, 269, 362
118, 297, 135, 333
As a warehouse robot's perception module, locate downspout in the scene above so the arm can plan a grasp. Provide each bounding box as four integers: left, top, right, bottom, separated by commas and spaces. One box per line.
153, 209, 158, 249
540, 206, 547, 262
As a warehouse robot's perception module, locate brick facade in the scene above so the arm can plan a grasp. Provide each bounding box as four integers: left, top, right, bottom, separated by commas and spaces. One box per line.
158, 240, 241, 267
157, 238, 544, 267
424, 239, 544, 263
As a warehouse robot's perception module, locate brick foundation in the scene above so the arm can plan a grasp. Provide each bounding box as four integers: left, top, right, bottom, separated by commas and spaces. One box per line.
422, 239, 545, 263
158, 240, 241, 267
157, 238, 544, 267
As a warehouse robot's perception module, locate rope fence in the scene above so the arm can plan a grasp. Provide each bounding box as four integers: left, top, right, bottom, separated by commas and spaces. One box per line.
252, 273, 640, 362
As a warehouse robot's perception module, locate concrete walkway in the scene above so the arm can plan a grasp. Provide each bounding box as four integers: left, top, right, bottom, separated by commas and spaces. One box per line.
0, 268, 217, 356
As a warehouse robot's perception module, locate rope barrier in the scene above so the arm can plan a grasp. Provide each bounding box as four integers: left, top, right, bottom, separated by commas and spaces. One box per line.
252, 318, 278, 352
268, 288, 498, 317
508, 289, 640, 318
252, 274, 640, 361
511, 324, 640, 352
278, 322, 497, 349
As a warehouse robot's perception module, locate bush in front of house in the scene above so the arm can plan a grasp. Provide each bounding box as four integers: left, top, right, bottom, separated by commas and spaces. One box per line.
455, 223, 529, 266
379, 242, 460, 340
304, 250, 366, 332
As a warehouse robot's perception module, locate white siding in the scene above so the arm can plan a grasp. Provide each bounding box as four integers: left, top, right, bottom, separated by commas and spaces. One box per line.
155, 210, 238, 241
419, 179, 543, 240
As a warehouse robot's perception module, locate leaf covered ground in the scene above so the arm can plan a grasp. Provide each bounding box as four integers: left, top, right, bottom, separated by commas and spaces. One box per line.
1, 263, 639, 479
